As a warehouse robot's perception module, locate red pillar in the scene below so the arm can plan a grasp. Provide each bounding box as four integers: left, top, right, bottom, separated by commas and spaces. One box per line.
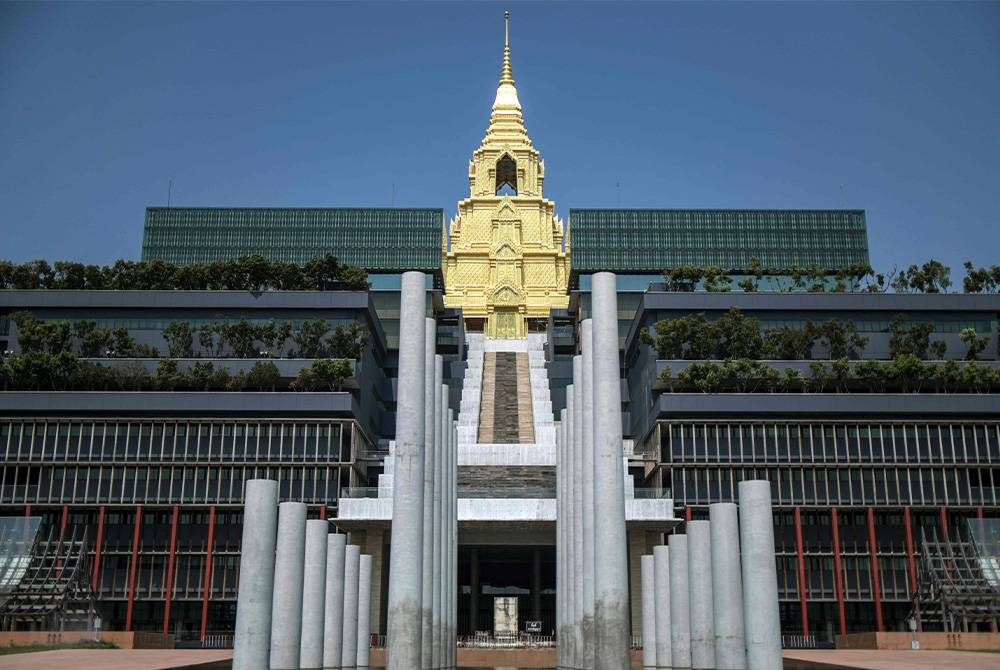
163, 505, 180, 635
684, 506, 693, 523
866, 507, 883, 632
903, 506, 917, 594
830, 507, 846, 636
125, 505, 143, 631
200, 506, 217, 641
23, 505, 31, 517
91, 506, 106, 591
319, 506, 327, 521
59, 505, 69, 536
794, 507, 809, 636
939, 506, 949, 539
977, 507, 984, 519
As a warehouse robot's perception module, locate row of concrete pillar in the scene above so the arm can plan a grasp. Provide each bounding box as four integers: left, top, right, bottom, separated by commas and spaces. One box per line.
231, 480, 373, 670
558, 272, 632, 670
388, 272, 457, 670
640, 480, 783, 670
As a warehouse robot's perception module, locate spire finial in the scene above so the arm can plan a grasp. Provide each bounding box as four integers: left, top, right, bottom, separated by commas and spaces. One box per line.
500, 10, 514, 86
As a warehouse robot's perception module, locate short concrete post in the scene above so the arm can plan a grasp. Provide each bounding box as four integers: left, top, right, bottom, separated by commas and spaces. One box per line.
232, 479, 278, 670
738, 480, 782, 670
581, 319, 596, 668
323, 533, 348, 669
342, 543, 361, 668
669, 533, 691, 669
421, 319, 436, 670
710, 502, 746, 670
640, 555, 657, 668
386, 271, 426, 669
687, 520, 716, 669
270, 501, 307, 670
592, 272, 630, 670
653, 545, 672, 668
357, 553, 373, 668
300, 519, 329, 669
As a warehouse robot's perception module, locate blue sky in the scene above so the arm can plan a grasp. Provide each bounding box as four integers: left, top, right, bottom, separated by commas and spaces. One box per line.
1, 1, 998, 280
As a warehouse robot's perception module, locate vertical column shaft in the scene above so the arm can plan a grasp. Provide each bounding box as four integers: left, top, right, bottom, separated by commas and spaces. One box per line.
737, 480, 782, 670
668, 534, 691, 669
580, 319, 596, 668
591, 272, 630, 670
557, 408, 567, 667
232, 480, 279, 670
572, 358, 586, 667
793, 507, 809, 637
687, 520, 715, 669
343, 544, 361, 667
866, 506, 884, 632
270, 501, 307, 670
300, 519, 328, 669
709, 503, 746, 670
532, 548, 542, 623
387, 271, 427, 669
324, 533, 348, 669
433, 357, 445, 669
357, 553, 373, 668
448, 408, 457, 668
566, 383, 578, 668
653, 545, 672, 668
640, 555, 657, 668
421, 319, 437, 670
470, 548, 479, 633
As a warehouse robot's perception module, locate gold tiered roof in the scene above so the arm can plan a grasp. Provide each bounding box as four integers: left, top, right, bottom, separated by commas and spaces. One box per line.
442, 11, 570, 339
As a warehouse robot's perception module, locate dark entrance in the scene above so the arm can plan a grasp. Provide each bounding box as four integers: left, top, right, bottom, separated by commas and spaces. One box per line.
457, 545, 556, 637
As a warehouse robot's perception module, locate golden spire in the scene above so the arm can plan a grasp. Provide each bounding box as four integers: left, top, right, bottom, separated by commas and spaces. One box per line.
500, 10, 514, 86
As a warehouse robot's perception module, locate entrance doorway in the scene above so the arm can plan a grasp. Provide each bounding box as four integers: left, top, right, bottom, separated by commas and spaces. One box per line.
457, 545, 555, 637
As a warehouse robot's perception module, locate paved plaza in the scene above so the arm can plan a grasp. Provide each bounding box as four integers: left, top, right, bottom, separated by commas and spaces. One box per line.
784, 649, 1000, 669
0, 649, 231, 670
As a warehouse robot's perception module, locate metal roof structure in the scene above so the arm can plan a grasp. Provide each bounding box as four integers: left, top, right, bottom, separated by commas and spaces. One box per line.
568, 209, 870, 274
142, 207, 445, 274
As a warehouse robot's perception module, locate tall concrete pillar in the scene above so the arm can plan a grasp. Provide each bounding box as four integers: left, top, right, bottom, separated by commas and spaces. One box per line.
653, 545, 672, 668
687, 520, 716, 669
668, 534, 691, 669
232, 479, 278, 670
300, 519, 328, 669
448, 408, 457, 669
738, 480, 782, 670
270, 501, 307, 670
357, 553, 373, 668
557, 408, 567, 668
432, 357, 445, 669
566, 382, 578, 669
386, 271, 426, 669
591, 272, 630, 670
640, 555, 656, 668
581, 319, 596, 669
710, 502, 746, 670
342, 544, 361, 668
571, 357, 586, 668
323, 533, 348, 670
421, 319, 437, 670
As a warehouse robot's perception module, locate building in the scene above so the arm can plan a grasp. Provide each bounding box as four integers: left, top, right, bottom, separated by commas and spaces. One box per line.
2, 11, 997, 643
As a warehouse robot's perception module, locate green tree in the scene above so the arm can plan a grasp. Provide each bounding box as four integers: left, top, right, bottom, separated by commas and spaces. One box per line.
293, 319, 329, 358
162, 321, 194, 358
326, 322, 369, 360
713, 308, 762, 359
891, 260, 952, 293
73, 321, 111, 357
962, 261, 1000, 293
959, 328, 988, 360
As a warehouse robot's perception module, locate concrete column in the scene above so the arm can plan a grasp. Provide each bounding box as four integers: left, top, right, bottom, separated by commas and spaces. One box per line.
342, 544, 361, 668
300, 519, 328, 669
387, 271, 426, 669
710, 503, 746, 670
653, 545, 672, 668
572, 356, 586, 668
581, 319, 596, 668
557, 408, 567, 668
232, 479, 278, 670
357, 553, 373, 668
640, 555, 656, 668
421, 319, 436, 670
432, 357, 445, 669
566, 382, 578, 669
668, 534, 691, 668
270, 501, 307, 670
323, 533, 348, 670
448, 409, 457, 668
738, 480, 782, 670
591, 272, 630, 670
687, 520, 715, 669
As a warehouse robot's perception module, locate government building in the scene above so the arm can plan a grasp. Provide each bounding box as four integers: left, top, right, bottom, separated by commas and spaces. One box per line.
1, 13, 997, 645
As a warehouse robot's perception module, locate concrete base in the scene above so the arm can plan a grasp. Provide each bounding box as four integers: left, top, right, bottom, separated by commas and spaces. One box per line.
836, 632, 1000, 650
368, 647, 649, 669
